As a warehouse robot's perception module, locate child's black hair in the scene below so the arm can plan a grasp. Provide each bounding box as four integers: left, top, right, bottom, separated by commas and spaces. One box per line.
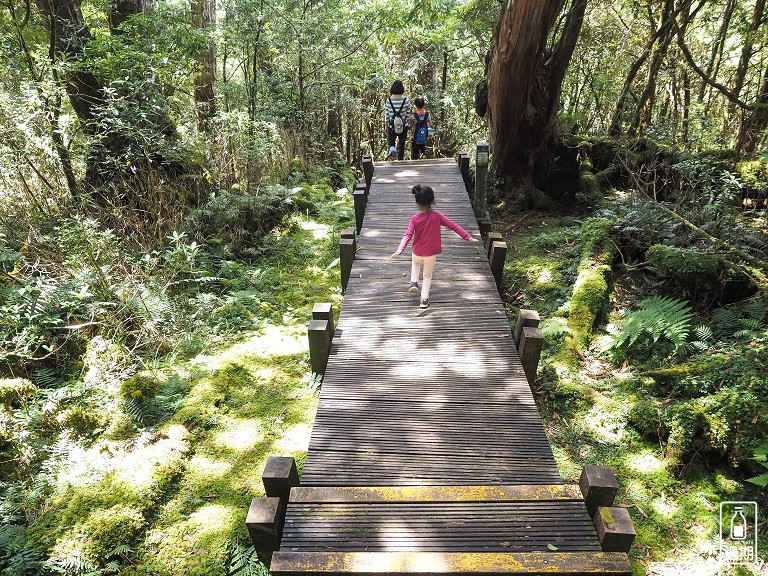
411, 184, 435, 207
390, 80, 405, 95
414, 96, 425, 108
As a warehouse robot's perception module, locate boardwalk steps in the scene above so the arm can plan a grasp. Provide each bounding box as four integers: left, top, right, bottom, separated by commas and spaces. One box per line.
248, 157, 634, 575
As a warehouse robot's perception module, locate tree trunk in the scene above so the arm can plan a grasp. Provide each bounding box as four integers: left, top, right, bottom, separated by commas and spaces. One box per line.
109, 0, 145, 33
192, 0, 216, 131
738, 65, 768, 156
630, 0, 675, 135
697, 0, 736, 103
486, 0, 585, 205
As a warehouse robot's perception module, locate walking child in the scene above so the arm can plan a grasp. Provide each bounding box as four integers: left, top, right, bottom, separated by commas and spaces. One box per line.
408, 97, 432, 160
391, 185, 479, 308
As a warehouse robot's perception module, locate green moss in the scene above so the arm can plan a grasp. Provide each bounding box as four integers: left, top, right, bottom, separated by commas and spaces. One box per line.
120, 374, 162, 402
59, 404, 105, 437
568, 264, 611, 342
0, 378, 38, 406
646, 244, 721, 278
579, 217, 615, 268
736, 159, 768, 188
81, 504, 146, 561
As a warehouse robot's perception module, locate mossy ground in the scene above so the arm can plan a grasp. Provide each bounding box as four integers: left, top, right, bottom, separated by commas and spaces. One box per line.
494, 209, 768, 575
2, 182, 353, 574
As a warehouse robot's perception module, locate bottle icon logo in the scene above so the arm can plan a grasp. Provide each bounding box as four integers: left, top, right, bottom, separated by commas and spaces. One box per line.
720, 501, 758, 564
730, 506, 747, 540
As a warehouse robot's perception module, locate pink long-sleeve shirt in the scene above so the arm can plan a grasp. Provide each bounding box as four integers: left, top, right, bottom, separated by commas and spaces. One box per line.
397, 210, 472, 257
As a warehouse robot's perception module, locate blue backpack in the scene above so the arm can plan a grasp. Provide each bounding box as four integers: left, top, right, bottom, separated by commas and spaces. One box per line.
413, 111, 430, 144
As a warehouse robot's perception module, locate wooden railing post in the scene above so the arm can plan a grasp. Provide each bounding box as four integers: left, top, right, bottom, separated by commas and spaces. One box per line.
513, 309, 540, 348
519, 326, 543, 385
262, 455, 300, 502
579, 465, 619, 517
354, 183, 366, 233
246, 497, 283, 565
474, 141, 489, 219
246, 456, 300, 566
489, 240, 507, 290
312, 302, 334, 339
362, 154, 374, 195
486, 231, 502, 260
593, 506, 636, 552
308, 319, 331, 374
580, 466, 635, 552
340, 230, 355, 293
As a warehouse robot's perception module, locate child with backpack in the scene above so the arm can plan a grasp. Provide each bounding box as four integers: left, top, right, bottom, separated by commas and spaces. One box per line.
391, 184, 479, 309
408, 97, 432, 160
385, 80, 410, 160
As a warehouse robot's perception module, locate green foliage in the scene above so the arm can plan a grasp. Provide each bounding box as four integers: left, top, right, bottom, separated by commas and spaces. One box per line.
185, 186, 296, 258
646, 244, 722, 278
610, 296, 694, 357
747, 442, 768, 488
711, 300, 768, 339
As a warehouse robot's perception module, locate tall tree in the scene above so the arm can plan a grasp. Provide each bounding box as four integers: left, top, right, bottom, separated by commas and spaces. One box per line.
485, 0, 586, 205
192, 0, 216, 130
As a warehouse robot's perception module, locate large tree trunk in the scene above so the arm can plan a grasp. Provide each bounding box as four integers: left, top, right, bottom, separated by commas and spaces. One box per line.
192, 0, 216, 130
486, 0, 586, 205
738, 65, 768, 156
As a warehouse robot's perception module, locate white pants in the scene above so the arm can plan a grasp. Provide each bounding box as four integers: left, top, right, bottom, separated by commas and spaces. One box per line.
411, 254, 437, 299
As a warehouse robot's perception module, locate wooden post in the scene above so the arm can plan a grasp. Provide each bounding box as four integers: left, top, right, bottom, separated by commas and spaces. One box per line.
474, 141, 489, 219
362, 155, 373, 193
458, 152, 470, 183
246, 497, 283, 565
489, 241, 507, 290
593, 506, 636, 552
354, 185, 366, 233
340, 238, 354, 293
340, 227, 356, 252
519, 326, 543, 385
308, 319, 331, 374
262, 455, 300, 502
478, 217, 492, 238
486, 231, 502, 260
579, 465, 619, 517
312, 302, 334, 341
513, 309, 540, 348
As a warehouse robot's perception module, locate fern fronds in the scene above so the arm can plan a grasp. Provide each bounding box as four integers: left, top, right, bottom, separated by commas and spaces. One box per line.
611, 296, 693, 355
747, 473, 768, 488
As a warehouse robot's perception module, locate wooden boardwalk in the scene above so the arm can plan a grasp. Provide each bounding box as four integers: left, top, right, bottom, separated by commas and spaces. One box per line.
264, 159, 632, 575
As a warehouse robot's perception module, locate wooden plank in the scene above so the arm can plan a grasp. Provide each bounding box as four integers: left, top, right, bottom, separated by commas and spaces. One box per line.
270, 551, 632, 575
289, 485, 582, 503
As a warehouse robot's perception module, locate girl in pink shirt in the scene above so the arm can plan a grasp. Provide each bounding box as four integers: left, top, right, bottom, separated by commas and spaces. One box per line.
391, 185, 479, 308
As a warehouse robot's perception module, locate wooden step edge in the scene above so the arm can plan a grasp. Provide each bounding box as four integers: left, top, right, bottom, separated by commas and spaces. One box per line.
270, 551, 632, 575
288, 484, 582, 504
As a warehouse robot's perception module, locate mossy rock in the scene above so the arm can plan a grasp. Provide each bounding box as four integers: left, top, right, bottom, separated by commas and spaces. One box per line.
663, 401, 707, 460
627, 396, 668, 439
646, 244, 722, 278
59, 404, 105, 437
121, 374, 162, 401
0, 378, 38, 406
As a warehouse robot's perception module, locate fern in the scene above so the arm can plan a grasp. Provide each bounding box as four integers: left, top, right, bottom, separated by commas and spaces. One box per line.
225, 543, 267, 576
747, 442, 768, 489
611, 296, 693, 355
712, 300, 768, 339
5, 548, 43, 576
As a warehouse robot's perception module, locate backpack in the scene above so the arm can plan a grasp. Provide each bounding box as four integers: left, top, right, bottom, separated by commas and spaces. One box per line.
413, 111, 430, 144
388, 97, 405, 134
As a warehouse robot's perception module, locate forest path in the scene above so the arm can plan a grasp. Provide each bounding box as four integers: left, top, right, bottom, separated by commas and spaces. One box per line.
267, 158, 632, 575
